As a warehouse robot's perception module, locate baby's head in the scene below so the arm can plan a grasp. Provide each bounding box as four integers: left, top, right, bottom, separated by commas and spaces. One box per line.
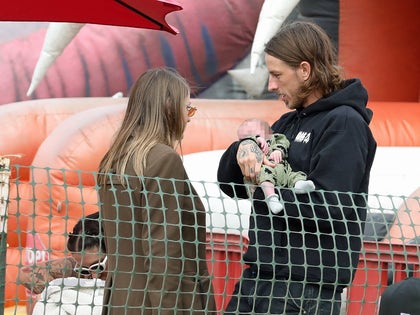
237, 118, 272, 140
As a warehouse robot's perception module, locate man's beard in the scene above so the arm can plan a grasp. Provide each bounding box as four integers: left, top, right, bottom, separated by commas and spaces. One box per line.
291, 84, 307, 109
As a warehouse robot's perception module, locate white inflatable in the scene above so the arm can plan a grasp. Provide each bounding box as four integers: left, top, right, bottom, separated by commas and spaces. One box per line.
26, 23, 84, 96
249, 0, 299, 74
183, 150, 251, 235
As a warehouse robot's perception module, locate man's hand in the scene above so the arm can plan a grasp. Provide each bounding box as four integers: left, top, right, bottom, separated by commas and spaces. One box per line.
237, 140, 275, 183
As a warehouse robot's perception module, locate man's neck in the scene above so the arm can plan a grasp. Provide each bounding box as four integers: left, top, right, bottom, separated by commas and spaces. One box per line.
303, 91, 322, 108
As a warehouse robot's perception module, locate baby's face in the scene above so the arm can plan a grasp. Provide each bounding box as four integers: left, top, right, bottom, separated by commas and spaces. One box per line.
238, 121, 271, 139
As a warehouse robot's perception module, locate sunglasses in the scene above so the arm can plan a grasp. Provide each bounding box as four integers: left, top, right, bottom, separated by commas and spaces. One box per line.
74, 256, 107, 276
186, 103, 197, 117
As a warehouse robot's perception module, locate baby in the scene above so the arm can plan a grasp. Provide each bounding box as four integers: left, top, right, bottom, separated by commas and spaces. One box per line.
237, 118, 315, 214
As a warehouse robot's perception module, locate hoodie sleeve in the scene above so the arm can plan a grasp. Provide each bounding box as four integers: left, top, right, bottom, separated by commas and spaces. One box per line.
281, 106, 375, 231
217, 141, 249, 199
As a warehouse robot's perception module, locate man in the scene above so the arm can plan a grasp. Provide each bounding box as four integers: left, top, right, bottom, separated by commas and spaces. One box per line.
378, 277, 420, 315
217, 21, 377, 315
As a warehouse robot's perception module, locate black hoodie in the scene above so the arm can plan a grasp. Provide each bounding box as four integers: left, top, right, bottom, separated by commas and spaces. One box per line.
217, 79, 377, 291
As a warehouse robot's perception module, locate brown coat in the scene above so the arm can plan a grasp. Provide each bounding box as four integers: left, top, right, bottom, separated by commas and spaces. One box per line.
99, 144, 216, 315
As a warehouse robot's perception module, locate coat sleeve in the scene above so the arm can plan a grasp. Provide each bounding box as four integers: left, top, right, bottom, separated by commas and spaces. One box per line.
141, 150, 198, 314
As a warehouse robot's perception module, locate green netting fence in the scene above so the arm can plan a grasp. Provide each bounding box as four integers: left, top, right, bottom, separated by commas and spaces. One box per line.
1, 163, 419, 315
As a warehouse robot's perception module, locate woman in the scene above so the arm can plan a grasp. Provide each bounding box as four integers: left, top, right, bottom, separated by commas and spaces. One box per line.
19, 211, 107, 315
97, 67, 216, 315
67, 211, 107, 280
19, 211, 106, 294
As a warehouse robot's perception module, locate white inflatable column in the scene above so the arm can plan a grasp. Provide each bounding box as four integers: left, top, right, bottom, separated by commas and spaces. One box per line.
27, 22, 84, 96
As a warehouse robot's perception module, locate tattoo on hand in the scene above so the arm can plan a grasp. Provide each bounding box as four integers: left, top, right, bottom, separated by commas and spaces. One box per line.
250, 144, 263, 163
239, 140, 263, 163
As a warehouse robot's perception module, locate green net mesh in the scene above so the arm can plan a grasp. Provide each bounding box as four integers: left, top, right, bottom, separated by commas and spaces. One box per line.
2, 165, 419, 315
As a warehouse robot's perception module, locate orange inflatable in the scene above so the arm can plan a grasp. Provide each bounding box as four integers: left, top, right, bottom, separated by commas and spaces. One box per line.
339, 0, 419, 102
5, 98, 126, 249
385, 187, 420, 244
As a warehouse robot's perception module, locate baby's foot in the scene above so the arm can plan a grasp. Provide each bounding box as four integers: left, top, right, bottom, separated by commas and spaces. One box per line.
266, 194, 284, 214
294, 180, 315, 194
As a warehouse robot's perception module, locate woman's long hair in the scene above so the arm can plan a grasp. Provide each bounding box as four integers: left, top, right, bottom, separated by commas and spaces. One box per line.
97, 67, 190, 185
265, 21, 344, 99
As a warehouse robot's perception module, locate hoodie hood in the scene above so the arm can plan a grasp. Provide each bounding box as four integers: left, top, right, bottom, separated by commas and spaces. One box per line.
299, 78, 372, 123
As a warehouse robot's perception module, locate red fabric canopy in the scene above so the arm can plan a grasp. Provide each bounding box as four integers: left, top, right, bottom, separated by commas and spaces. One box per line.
0, 0, 181, 34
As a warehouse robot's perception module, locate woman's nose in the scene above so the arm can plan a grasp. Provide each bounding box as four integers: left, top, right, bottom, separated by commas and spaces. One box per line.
90, 273, 99, 279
